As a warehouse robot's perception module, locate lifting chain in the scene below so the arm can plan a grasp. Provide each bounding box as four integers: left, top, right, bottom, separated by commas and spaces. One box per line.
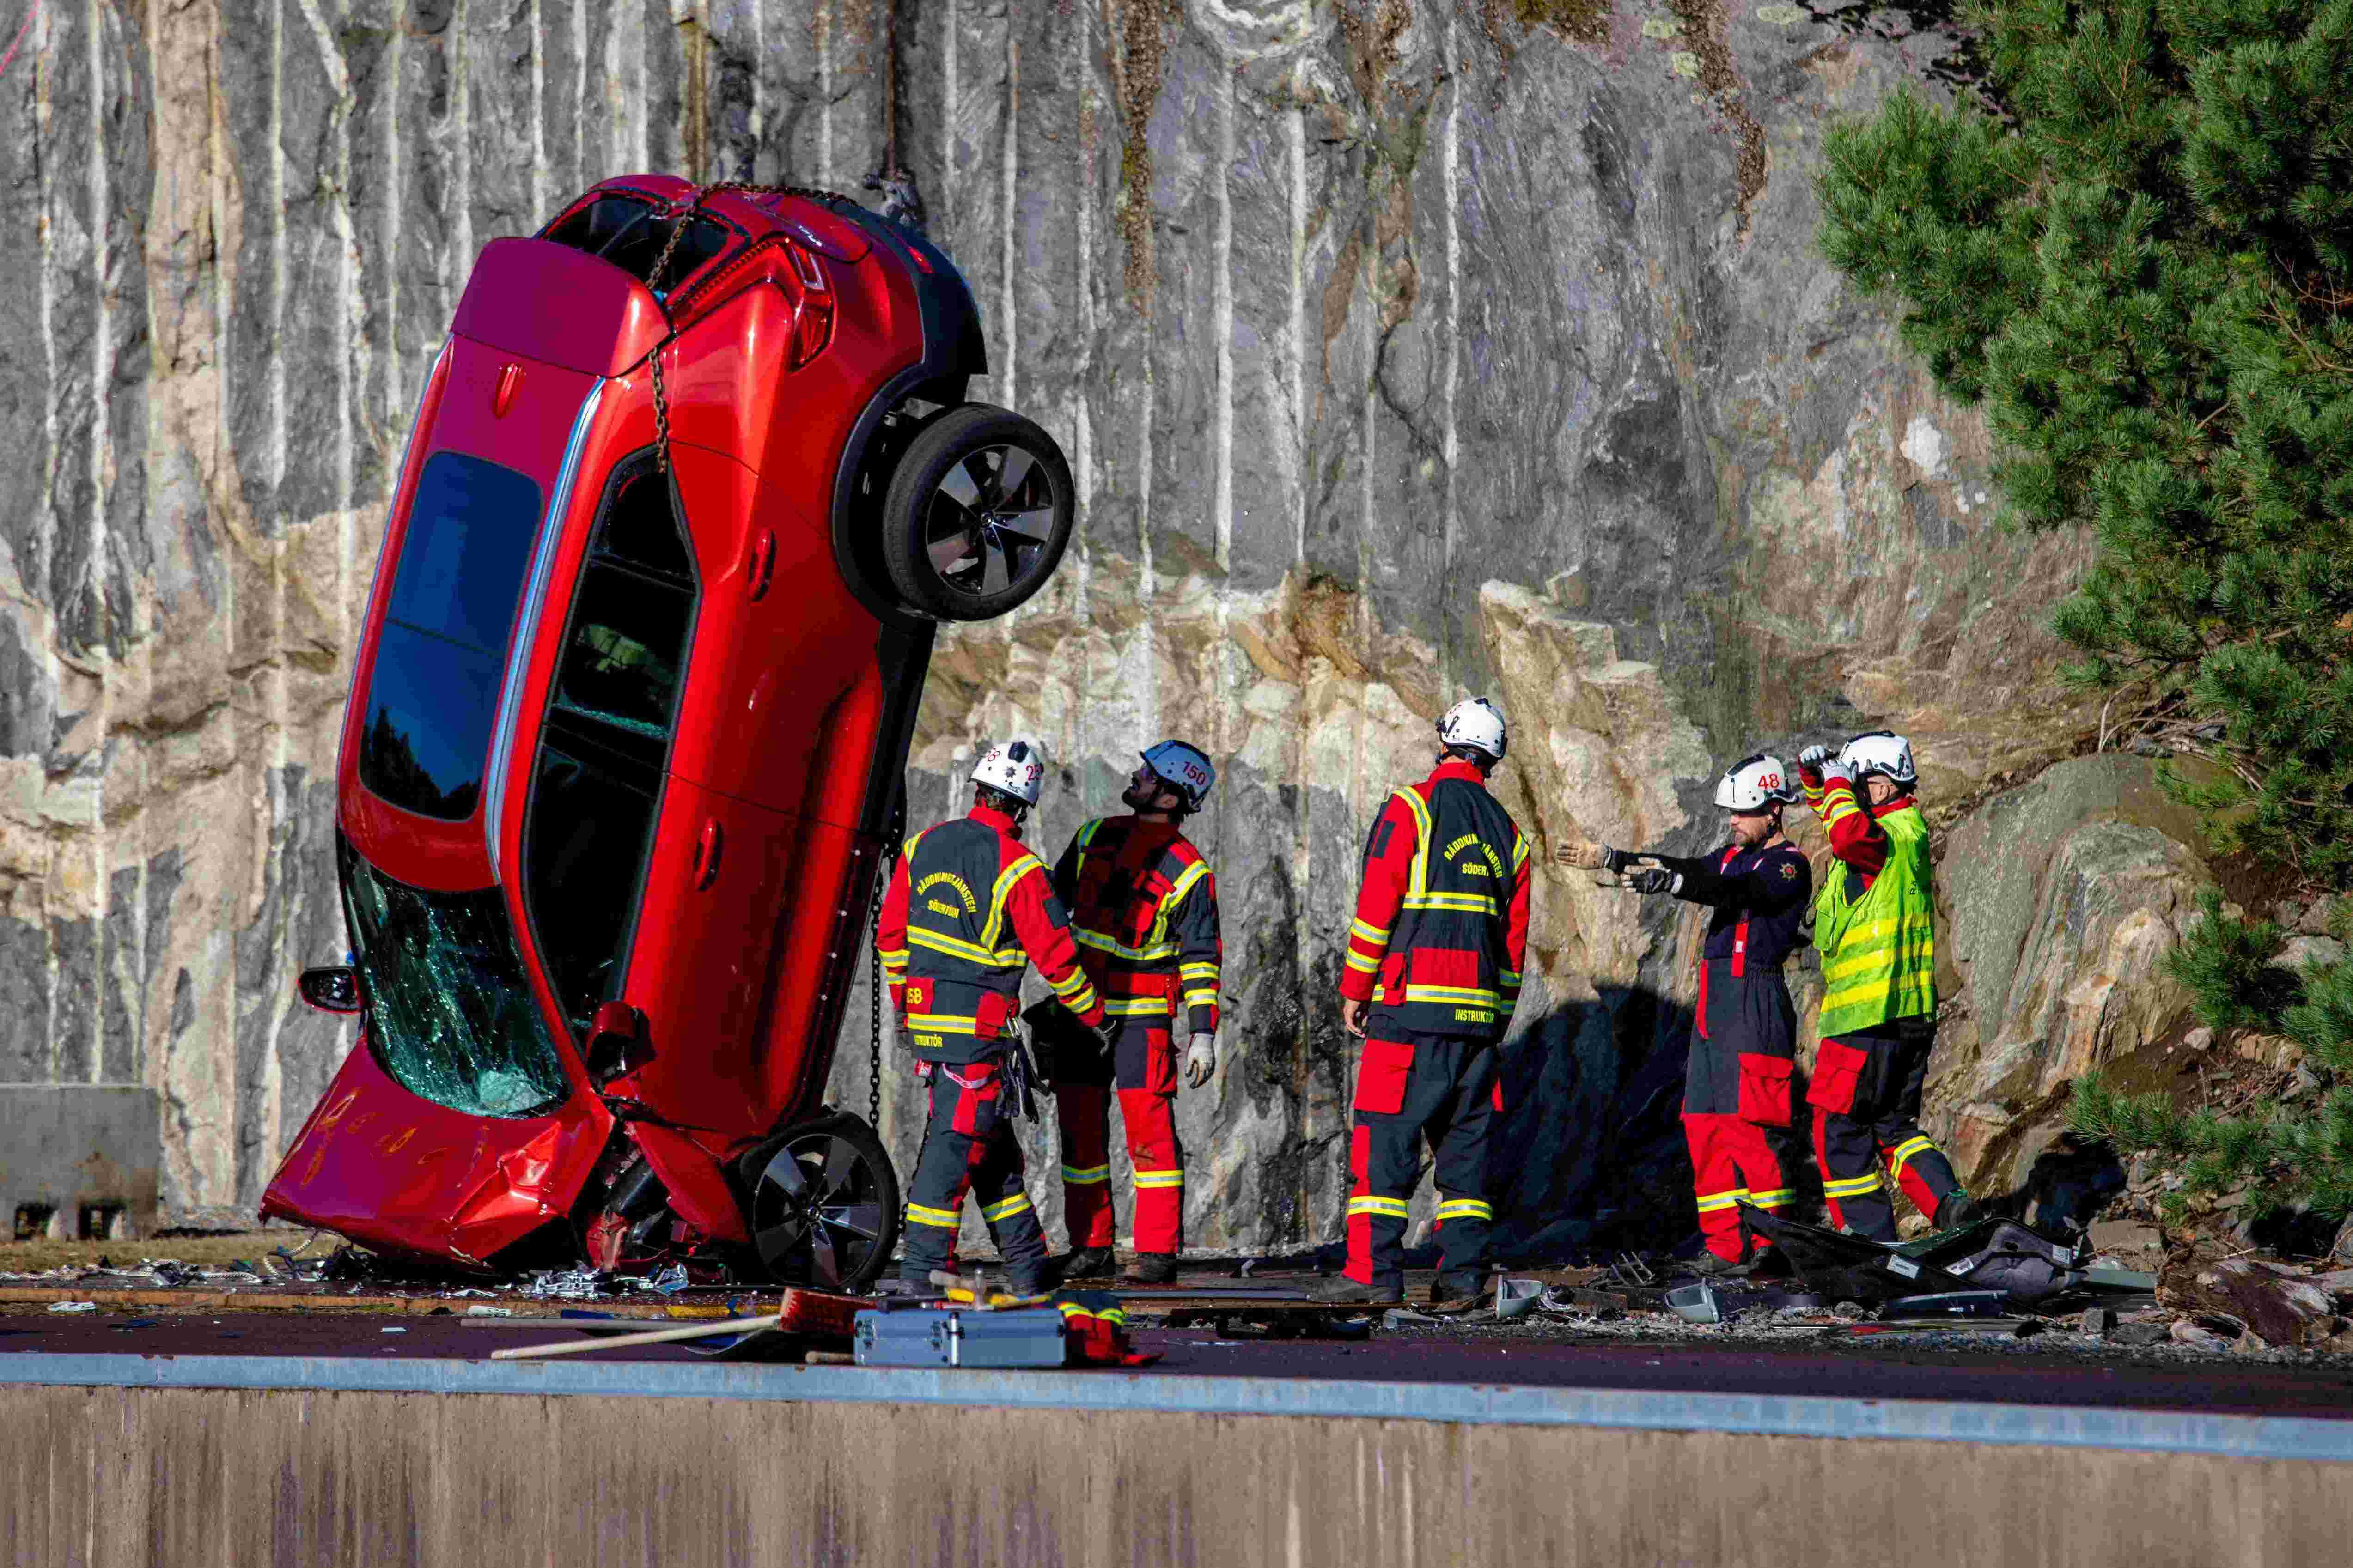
868, 813, 904, 1132
643, 179, 847, 473
868, 862, 886, 1132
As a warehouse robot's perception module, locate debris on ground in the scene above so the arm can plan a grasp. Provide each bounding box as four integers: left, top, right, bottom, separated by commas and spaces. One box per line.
522, 1270, 613, 1301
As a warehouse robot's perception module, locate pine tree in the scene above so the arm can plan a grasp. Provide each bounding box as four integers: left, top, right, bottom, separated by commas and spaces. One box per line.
1817, 0, 2353, 1219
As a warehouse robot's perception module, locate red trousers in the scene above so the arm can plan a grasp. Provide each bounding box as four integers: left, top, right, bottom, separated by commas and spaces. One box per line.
1682, 1112, 1795, 1262
1055, 1085, 1184, 1254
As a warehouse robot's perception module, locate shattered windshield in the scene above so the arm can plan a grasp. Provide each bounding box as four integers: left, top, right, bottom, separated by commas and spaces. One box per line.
341, 836, 573, 1118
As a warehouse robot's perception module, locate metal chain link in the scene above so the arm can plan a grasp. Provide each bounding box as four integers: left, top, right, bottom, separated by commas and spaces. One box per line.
644, 179, 850, 472
868, 865, 885, 1131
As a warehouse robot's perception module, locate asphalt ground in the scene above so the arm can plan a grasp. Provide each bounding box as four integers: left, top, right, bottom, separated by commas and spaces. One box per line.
6, 1305, 2353, 1420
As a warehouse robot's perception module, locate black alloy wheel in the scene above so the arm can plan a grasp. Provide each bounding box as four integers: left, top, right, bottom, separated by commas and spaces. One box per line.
746, 1112, 901, 1290
881, 403, 1075, 620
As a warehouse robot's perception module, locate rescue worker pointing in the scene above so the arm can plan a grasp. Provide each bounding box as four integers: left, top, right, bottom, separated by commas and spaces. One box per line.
1561, 754, 1812, 1276
1314, 698, 1531, 1310
1797, 731, 1974, 1240
875, 740, 1106, 1295
1049, 741, 1224, 1286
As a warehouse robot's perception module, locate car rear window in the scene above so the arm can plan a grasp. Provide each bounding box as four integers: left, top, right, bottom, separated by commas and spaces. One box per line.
543, 193, 733, 296
360, 452, 545, 820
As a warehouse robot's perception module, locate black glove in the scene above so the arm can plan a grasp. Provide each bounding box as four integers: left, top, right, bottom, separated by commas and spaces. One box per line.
1626, 863, 1682, 896
1602, 846, 1637, 875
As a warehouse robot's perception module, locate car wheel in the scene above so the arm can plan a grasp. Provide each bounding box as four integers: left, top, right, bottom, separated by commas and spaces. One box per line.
880, 403, 1075, 620
745, 1112, 902, 1291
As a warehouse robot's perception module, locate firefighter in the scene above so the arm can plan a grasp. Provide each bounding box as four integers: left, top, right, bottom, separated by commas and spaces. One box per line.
1561, 754, 1812, 1276
1048, 741, 1224, 1287
875, 740, 1107, 1295
1313, 698, 1532, 1310
1795, 730, 1975, 1241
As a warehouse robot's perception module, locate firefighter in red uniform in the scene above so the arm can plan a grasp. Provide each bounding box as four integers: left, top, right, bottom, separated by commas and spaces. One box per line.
1048, 740, 1223, 1287
1562, 754, 1812, 1277
1313, 698, 1532, 1310
874, 739, 1106, 1295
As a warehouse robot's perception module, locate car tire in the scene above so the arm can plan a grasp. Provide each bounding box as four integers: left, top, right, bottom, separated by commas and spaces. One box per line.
880, 403, 1075, 620
744, 1111, 903, 1291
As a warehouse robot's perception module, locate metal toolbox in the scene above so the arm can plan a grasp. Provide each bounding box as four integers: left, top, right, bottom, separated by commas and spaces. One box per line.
852, 1303, 1070, 1369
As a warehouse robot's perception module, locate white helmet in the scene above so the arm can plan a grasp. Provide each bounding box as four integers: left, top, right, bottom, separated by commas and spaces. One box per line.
1716, 753, 1801, 811
1141, 740, 1216, 812
970, 738, 1047, 806
1840, 729, 1916, 786
1438, 696, 1508, 761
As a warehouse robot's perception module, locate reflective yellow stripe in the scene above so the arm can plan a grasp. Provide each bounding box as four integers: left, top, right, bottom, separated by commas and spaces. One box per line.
1823, 1173, 1885, 1198
1344, 950, 1381, 974
1886, 1136, 1938, 1175
1349, 918, 1391, 945
1395, 787, 1435, 897
1498, 970, 1521, 987
907, 928, 1025, 968
1822, 975, 1937, 1013
1182, 988, 1219, 1009
1048, 966, 1093, 995
1747, 1187, 1795, 1208
1103, 997, 1170, 1017
905, 1012, 981, 1033
1433, 1199, 1492, 1221
1073, 927, 1182, 963
1347, 1195, 1412, 1218
1402, 984, 1500, 1006
1062, 982, 1101, 1015
1695, 1188, 1750, 1213
1163, 859, 1210, 911
1060, 1164, 1109, 1184
1056, 1301, 1129, 1326
980, 1192, 1034, 1222
1133, 1170, 1185, 1189
1179, 961, 1220, 981
979, 854, 1047, 949
1511, 836, 1528, 871
1401, 891, 1501, 915
906, 1203, 961, 1228
878, 948, 909, 963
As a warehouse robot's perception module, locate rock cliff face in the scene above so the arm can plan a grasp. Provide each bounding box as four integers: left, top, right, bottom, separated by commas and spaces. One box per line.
2, 0, 2154, 1247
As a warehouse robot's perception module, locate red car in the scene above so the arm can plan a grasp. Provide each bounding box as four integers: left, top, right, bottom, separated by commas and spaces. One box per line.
260, 176, 1074, 1289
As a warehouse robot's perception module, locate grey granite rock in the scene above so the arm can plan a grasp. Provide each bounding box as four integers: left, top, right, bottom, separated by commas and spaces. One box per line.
1, 1, 2143, 1251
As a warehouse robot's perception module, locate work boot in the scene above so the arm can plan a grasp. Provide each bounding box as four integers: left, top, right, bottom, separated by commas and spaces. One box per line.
1426, 1272, 1488, 1313
1055, 1246, 1117, 1283
1682, 1251, 1753, 1280
1120, 1252, 1179, 1286
1309, 1276, 1404, 1306
1935, 1191, 1980, 1231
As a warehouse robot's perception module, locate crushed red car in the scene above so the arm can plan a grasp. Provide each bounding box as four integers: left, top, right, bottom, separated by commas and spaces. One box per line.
261, 177, 1075, 1288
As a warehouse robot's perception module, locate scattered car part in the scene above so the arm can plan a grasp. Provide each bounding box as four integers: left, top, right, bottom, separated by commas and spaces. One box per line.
1493, 1277, 1543, 1320
1664, 1282, 1721, 1324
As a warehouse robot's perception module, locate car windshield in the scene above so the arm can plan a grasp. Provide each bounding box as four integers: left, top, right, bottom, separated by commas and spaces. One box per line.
341, 837, 573, 1118
360, 452, 546, 820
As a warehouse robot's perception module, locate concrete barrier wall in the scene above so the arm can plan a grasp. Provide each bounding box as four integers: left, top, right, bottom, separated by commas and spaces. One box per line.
1, 1386, 2347, 1567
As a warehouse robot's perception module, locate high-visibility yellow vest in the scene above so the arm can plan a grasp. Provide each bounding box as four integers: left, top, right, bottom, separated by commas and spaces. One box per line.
1812, 803, 1936, 1037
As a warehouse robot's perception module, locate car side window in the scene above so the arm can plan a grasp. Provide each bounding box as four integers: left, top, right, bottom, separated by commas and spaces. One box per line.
521, 457, 699, 1033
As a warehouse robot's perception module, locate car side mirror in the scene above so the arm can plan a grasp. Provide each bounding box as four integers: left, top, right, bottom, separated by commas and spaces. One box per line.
297, 966, 362, 1015
585, 1001, 650, 1084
